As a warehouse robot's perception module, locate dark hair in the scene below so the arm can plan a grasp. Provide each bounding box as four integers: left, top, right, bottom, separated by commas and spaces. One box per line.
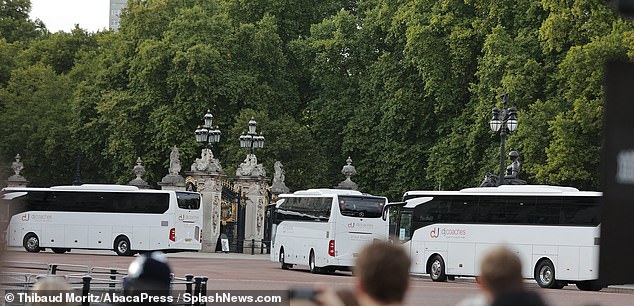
354, 241, 411, 303
124, 252, 172, 298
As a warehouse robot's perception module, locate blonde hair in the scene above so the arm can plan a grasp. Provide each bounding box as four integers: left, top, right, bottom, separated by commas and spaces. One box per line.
28, 277, 73, 306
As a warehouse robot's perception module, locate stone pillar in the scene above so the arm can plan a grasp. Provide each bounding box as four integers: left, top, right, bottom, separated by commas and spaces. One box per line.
6, 154, 28, 187
235, 153, 269, 253
335, 156, 358, 190
128, 157, 151, 189
185, 147, 225, 252
184, 171, 224, 252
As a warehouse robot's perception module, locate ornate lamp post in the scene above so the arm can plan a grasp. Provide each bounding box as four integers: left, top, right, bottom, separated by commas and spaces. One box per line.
239, 117, 265, 154
489, 93, 518, 186
195, 110, 221, 149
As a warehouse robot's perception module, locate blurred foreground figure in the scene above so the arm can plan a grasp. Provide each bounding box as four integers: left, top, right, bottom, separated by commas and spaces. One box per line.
457, 246, 548, 306
314, 241, 411, 306
123, 252, 172, 305
28, 277, 73, 306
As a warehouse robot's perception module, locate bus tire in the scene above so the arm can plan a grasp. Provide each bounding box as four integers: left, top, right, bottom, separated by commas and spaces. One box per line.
23, 233, 40, 253
309, 250, 321, 274
114, 236, 133, 256
52, 248, 68, 254
280, 247, 292, 270
576, 280, 603, 291
429, 255, 447, 282
535, 259, 559, 288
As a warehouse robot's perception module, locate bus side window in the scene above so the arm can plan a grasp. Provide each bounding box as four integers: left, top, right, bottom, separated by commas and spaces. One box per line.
450, 196, 476, 223
533, 197, 561, 225
561, 197, 599, 226
507, 196, 535, 224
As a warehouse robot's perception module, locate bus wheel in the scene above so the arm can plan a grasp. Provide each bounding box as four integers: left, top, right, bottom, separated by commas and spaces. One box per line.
535, 259, 559, 288
52, 248, 67, 254
309, 250, 321, 274
280, 248, 292, 270
114, 236, 133, 256
23, 233, 40, 253
429, 255, 447, 282
576, 281, 603, 291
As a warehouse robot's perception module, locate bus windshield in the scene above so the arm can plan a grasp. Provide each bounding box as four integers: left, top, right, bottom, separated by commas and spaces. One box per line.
338, 196, 384, 218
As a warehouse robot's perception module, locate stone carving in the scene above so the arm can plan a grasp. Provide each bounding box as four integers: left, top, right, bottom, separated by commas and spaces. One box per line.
236, 154, 266, 177
212, 201, 219, 231
133, 157, 145, 179
335, 156, 358, 190
12, 154, 23, 176
128, 157, 150, 188
271, 161, 289, 194
7, 154, 28, 187
169, 145, 181, 175
191, 148, 223, 173
257, 200, 264, 235
160, 146, 185, 186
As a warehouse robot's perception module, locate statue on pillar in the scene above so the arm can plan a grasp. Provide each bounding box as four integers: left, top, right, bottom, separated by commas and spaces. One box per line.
12, 154, 23, 176
271, 161, 289, 194
236, 154, 266, 177
169, 145, 181, 175
128, 157, 150, 188
160, 146, 185, 187
7, 154, 28, 187
190, 148, 222, 173
335, 156, 358, 190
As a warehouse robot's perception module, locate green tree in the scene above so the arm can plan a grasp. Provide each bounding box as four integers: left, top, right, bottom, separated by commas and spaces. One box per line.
0, 0, 43, 43
0, 64, 75, 185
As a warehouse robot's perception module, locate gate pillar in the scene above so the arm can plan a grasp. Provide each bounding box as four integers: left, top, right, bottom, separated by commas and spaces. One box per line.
184, 171, 225, 252
183, 147, 226, 252
234, 176, 270, 253
234, 154, 270, 253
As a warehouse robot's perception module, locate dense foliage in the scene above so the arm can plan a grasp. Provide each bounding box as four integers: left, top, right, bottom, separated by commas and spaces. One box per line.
1, 0, 631, 200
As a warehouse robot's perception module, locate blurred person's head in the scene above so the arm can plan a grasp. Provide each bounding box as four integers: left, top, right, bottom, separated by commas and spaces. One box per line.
478, 246, 523, 297
124, 251, 172, 298
354, 241, 410, 305
28, 277, 72, 306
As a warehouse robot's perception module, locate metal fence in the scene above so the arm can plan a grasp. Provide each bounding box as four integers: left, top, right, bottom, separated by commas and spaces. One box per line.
0, 261, 209, 306
225, 239, 271, 255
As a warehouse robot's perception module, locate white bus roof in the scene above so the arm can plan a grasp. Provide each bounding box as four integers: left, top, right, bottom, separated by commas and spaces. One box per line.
279, 188, 364, 197
2, 184, 171, 193
50, 184, 140, 191
404, 185, 602, 197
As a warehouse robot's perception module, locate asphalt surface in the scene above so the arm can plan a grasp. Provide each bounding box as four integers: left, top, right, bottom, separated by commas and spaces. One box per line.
2, 248, 633, 306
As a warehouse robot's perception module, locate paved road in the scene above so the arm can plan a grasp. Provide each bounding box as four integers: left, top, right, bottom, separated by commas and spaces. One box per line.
2, 249, 633, 306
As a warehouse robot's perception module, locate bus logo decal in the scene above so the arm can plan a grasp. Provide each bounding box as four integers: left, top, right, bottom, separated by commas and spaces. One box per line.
430, 227, 439, 238
21, 214, 29, 221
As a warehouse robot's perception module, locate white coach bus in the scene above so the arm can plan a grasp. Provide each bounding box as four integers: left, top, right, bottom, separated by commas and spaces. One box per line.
2, 184, 203, 256
270, 189, 388, 273
388, 185, 603, 291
